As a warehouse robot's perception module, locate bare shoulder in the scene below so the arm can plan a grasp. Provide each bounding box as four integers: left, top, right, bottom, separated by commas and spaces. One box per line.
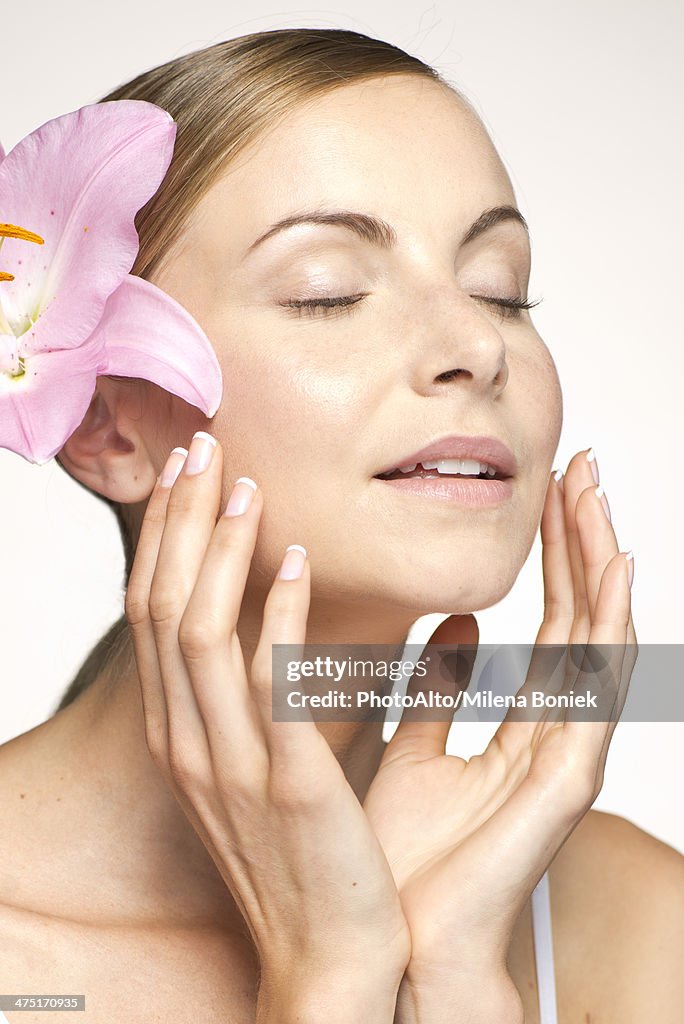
550, 809, 684, 1021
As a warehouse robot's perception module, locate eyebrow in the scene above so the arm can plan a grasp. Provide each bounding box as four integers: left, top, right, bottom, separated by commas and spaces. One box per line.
244, 204, 528, 257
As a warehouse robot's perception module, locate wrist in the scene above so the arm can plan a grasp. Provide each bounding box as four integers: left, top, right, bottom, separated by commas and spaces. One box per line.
257, 962, 403, 1024
395, 965, 523, 1024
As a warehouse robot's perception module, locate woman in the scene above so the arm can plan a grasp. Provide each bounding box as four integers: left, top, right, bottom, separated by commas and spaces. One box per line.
0, 28, 682, 1023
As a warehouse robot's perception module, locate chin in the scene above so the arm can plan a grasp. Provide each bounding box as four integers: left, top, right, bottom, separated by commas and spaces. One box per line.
383, 569, 518, 619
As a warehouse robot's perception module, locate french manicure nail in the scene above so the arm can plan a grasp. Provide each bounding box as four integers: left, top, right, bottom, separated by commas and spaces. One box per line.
586, 447, 600, 485
278, 544, 307, 580
625, 550, 634, 588
595, 485, 611, 522
159, 447, 188, 487
552, 468, 564, 492
224, 477, 257, 517
185, 430, 217, 475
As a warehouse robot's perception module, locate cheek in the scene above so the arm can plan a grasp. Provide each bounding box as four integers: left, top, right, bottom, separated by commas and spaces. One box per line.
209, 340, 369, 542
216, 333, 371, 467
518, 338, 563, 458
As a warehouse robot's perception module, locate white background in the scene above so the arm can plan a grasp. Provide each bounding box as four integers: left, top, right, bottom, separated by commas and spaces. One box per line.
1, 2, 682, 853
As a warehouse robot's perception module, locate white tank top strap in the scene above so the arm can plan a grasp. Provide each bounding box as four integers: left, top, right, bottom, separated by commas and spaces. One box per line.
531, 869, 559, 1023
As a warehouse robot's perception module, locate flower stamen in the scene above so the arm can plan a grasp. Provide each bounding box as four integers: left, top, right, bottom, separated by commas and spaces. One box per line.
0, 223, 45, 245
0, 222, 45, 283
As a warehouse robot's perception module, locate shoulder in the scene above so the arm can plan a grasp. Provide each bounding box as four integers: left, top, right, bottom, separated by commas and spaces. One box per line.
551, 808, 684, 909
550, 809, 684, 1020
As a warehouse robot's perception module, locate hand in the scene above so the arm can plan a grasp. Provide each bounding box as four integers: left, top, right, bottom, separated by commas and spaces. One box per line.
124, 433, 410, 1022
363, 448, 637, 1022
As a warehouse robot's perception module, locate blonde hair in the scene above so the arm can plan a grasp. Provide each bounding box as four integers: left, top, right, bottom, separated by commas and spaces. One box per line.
56, 27, 457, 711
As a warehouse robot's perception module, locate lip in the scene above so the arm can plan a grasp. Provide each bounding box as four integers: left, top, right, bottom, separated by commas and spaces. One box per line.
373, 474, 513, 506
373, 434, 517, 478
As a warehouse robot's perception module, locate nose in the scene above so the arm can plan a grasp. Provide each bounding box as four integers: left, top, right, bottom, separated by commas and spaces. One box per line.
411, 288, 509, 398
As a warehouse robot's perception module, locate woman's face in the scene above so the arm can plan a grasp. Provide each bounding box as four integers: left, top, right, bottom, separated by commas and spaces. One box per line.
152, 74, 562, 619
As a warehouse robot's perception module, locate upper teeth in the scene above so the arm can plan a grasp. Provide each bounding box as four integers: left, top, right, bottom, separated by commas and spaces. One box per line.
394, 459, 497, 476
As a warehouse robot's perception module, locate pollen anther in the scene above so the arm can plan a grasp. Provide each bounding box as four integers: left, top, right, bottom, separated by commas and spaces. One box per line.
0, 223, 45, 245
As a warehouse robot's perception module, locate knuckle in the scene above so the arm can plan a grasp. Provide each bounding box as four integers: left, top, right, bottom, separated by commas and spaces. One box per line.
167, 740, 206, 791
148, 590, 181, 629
216, 519, 253, 551
124, 587, 150, 627
541, 602, 574, 627
143, 501, 169, 528
267, 771, 324, 812
166, 489, 205, 520
177, 616, 222, 657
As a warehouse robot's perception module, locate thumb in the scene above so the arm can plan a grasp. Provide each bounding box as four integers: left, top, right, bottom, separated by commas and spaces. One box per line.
383, 614, 479, 762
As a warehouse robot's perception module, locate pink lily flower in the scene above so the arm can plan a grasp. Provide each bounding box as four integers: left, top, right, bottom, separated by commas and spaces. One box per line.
0, 101, 223, 465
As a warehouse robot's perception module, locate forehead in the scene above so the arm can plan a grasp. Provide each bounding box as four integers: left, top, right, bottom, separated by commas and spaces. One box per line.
181, 74, 516, 260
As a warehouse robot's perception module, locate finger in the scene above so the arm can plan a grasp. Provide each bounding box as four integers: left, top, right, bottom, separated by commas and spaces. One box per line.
563, 448, 599, 644
534, 469, 578, 720
540, 480, 620, 724
567, 550, 634, 759
568, 469, 637, 731
574, 474, 638, 651
249, 545, 326, 770
383, 614, 479, 762
124, 446, 188, 764
149, 431, 224, 758
178, 477, 268, 771
535, 469, 575, 644
550, 450, 607, 711
575, 482, 618, 622
491, 473, 572, 760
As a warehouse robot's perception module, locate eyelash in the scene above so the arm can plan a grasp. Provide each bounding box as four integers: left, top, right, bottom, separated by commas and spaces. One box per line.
281, 293, 541, 321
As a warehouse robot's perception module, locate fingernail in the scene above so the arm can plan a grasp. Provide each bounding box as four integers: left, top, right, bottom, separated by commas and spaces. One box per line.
586, 447, 600, 485
224, 477, 257, 517
552, 468, 564, 492
278, 544, 307, 580
624, 550, 634, 588
159, 447, 188, 487
595, 485, 611, 522
185, 431, 217, 475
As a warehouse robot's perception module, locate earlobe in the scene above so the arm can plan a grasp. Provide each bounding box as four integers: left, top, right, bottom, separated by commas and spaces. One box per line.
58, 380, 156, 503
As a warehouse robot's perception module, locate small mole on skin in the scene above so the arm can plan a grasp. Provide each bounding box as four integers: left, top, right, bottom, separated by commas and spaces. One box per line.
352, 881, 357, 886
527, 980, 533, 989
19, 793, 25, 799
585, 1014, 592, 1023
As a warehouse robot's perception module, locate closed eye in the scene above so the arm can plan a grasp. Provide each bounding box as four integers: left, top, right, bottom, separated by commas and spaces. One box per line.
280, 294, 368, 318
280, 293, 541, 319
473, 294, 542, 321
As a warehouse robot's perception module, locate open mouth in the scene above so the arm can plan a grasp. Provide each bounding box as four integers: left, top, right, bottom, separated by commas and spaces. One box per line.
374, 458, 506, 481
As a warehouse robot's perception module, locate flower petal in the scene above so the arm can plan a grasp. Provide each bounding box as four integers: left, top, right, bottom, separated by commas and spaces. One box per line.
93, 274, 223, 418
0, 101, 176, 343
0, 333, 102, 465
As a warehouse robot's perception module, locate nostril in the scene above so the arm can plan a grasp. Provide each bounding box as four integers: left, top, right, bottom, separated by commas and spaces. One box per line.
436, 368, 467, 383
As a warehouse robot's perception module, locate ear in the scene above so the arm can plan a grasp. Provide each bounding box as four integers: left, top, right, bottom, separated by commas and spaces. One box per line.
57, 376, 159, 503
